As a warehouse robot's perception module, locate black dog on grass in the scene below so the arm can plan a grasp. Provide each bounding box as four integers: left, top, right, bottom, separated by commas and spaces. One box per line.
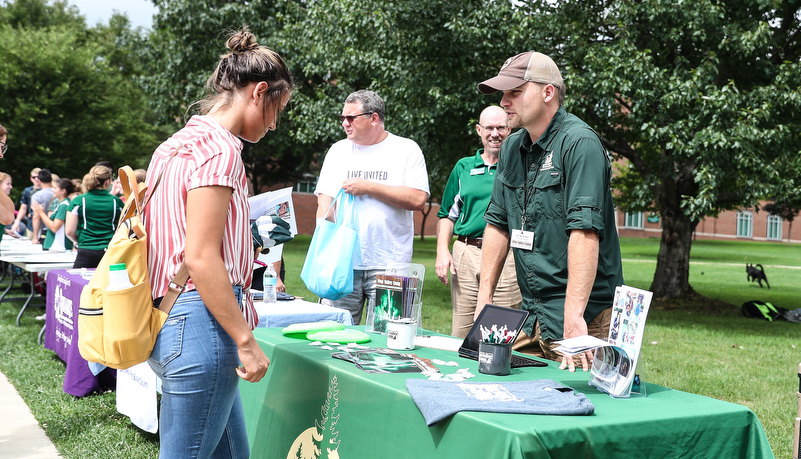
746, 263, 770, 288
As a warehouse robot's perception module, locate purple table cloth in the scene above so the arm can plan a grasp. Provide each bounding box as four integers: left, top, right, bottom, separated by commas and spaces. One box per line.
44, 269, 115, 397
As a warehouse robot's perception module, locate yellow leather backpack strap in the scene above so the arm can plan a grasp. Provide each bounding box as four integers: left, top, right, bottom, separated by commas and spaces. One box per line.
157, 263, 189, 314
116, 166, 142, 226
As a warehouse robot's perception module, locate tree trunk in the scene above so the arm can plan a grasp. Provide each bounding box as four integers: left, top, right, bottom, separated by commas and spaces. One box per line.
788, 220, 793, 246
649, 203, 697, 299
419, 201, 433, 241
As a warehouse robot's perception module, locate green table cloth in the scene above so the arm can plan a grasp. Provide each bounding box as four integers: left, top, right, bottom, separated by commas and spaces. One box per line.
240, 327, 774, 459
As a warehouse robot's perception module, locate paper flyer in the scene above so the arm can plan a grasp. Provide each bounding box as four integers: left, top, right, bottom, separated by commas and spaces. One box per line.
588, 285, 653, 398
248, 186, 298, 235
249, 187, 296, 264
331, 348, 440, 374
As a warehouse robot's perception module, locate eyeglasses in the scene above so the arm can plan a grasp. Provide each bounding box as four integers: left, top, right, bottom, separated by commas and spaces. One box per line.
0, 141, 6, 155
339, 112, 373, 123
478, 124, 509, 133
31, 176, 39, 180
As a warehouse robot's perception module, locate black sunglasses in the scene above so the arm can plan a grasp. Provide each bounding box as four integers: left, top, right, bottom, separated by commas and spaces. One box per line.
0, 141, 6, 155
338, 112, 373, 123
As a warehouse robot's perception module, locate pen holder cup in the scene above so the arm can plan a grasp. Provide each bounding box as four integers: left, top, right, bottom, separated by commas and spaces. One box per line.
478, 342, 512, 376
386, 319, 416, 351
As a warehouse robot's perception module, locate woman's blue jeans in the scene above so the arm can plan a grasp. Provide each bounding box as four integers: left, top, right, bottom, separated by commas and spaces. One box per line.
148, 286, 249, 459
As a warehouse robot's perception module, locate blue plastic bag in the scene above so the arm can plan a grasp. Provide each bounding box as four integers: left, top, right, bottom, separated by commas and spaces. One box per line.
301, 190, 359, 300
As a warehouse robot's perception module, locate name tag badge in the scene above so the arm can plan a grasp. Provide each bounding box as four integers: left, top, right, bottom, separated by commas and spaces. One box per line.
510, 229, 534, 250
470, 168, 485, 176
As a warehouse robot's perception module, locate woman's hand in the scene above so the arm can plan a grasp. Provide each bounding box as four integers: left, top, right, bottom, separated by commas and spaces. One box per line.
235, 338, 271, 382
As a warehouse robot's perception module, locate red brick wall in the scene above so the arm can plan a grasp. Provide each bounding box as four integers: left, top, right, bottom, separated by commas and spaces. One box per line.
292, 193, 318, 236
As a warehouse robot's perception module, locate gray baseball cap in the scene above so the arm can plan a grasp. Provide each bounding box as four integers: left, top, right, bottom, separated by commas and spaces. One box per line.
478, 51, 564, 95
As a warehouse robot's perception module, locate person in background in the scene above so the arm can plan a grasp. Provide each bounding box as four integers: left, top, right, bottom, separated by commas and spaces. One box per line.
315, 90, 430, 325
10, 166, 41, 235
95, 160, 123, 197
476, 51, 624, 371
143, 27, 293, 459
0, 172, 15, 237
95, 160, 114, 173
31, 178, 74, 251
0, 125, 18, 227
251, 215, 293, 292
30, 168, 55, 243
133, 168, 147, 185
65, 166, 123, 268
109, 178, 123, 197
273, 259, 285, 293
70, 178, 83, 197
436, 106, 522, 339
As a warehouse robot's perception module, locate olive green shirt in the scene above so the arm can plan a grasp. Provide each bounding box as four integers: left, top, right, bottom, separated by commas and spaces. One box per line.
484, 107, 623, 341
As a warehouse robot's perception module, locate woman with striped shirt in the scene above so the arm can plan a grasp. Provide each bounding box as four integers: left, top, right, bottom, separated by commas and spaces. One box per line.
66, 166, 123, 268
143, 27, 293, 459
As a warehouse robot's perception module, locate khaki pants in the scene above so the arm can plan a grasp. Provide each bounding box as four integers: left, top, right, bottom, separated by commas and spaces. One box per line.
513, 307, 612, 367
450, 241, 521, 339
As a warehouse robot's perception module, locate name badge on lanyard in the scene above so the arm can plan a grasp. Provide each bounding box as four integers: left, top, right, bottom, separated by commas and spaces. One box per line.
510, 229, 534, 251
470, 167, 485, 176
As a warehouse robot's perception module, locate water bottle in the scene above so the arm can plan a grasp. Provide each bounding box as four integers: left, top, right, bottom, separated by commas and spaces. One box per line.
107, 263, 133, 291
262, 264, 277, 304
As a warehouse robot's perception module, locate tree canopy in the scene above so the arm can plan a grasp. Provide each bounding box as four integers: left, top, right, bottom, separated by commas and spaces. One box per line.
0, 0, 160, 199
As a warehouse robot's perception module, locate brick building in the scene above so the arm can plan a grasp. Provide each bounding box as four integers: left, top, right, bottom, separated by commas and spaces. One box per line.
616, 205, 801, 244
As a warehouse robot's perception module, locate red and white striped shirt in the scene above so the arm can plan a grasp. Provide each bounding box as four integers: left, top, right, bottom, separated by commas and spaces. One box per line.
143, 115, 257, 329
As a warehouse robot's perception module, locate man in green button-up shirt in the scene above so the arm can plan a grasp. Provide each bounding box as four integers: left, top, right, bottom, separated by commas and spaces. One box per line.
475, 51, 623, 372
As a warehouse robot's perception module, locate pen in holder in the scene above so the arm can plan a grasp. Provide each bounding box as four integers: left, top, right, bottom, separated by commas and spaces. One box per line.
478, 324, 516, 376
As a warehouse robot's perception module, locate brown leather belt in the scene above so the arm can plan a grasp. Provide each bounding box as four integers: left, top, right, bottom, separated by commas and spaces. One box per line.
457, 235, 483, 249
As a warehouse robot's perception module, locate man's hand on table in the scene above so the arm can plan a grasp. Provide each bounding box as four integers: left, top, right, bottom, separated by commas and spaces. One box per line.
559, 316, 592, 372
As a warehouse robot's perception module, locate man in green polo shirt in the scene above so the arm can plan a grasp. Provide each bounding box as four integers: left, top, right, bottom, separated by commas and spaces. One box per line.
436, 106, 522, 339
475, 51, 624, 372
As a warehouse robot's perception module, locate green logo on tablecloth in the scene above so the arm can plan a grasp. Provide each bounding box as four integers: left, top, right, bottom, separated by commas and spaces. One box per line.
287, 375, 341, 459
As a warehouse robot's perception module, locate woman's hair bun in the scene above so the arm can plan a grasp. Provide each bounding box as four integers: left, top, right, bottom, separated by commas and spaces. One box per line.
227, 27, 259, 54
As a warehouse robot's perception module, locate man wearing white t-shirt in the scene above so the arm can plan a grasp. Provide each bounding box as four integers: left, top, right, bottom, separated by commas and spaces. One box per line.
315, 90, 430, 324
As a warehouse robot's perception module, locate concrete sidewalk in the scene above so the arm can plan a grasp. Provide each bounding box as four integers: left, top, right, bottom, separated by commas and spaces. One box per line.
0, 370, 61, 458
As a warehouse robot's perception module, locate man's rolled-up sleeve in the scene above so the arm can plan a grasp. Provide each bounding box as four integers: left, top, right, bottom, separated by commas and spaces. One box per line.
564, 137, 609, 239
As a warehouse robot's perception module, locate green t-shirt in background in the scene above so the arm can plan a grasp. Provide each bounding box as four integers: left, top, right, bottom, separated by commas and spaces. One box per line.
43, 198, 73, 251
68, 190, 123, 250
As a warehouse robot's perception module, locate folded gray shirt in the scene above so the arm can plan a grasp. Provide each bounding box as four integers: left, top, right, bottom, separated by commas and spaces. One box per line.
406, 378, 594, 426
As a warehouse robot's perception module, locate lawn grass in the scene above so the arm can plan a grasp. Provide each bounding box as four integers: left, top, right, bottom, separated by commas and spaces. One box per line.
0, 236, 799, 458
